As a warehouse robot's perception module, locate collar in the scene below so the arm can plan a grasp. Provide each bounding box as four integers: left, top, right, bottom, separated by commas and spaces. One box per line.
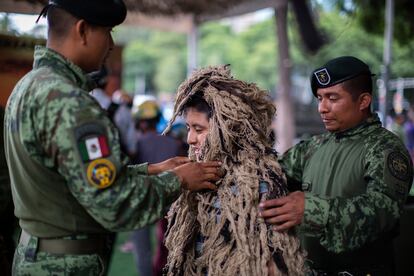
33, 45, 96, 92
331, 113, 382, 140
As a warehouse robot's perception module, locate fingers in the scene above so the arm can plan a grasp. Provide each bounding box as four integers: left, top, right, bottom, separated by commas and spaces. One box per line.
200, 161, 222, 168
200, 181, 218, 191
264, 213, 291, 225
173, 156, 190, 164
202, 173, 220, 182
202, 167, 219, 173
258, 197, 285, 210
272, 220, 295, 231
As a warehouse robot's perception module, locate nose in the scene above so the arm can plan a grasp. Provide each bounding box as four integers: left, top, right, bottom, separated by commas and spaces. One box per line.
187, 129, 197, 145
318, 98, 329, 114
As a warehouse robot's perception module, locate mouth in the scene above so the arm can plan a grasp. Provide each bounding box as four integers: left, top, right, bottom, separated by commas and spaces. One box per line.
321, 118, 335, 124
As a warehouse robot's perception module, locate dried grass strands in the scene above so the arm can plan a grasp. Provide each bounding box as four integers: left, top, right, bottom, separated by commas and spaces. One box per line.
164, 65, 305, 275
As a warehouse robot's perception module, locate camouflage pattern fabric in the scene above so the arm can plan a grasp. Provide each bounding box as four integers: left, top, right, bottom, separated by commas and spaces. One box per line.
4, 46, 181, 273
280, 114, 413, 270
13, 235, 104, 276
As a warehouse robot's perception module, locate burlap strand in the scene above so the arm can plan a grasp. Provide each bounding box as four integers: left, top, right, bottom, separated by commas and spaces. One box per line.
164, 65, 305, 275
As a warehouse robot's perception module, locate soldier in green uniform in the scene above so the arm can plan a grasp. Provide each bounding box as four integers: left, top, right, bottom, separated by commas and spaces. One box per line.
259, 56, 413, 275
3, 0, 221, 274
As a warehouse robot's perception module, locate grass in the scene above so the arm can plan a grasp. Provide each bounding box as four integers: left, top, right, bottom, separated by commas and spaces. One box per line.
107, 232, 137, 276
107, 227, 156, 276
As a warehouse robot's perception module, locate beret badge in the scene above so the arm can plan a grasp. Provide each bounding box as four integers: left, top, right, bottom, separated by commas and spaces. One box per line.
314, 68, 331, 86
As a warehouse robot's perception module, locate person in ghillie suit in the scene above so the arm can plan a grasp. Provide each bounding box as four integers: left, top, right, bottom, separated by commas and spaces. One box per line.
163, 65, 305, 275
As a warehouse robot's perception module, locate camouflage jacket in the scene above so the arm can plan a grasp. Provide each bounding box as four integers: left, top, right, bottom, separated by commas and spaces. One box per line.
4, 46, 181, 237
280, 114, 413, 268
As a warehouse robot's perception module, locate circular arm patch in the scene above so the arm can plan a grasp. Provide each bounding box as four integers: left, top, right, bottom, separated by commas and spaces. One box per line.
387, 151, 410, 182
86, 158, 116, 189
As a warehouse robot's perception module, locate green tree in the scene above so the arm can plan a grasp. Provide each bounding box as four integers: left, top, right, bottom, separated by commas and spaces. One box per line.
118, 3, 414, 98
0, 13, 18, 35
333, 0, 414, 44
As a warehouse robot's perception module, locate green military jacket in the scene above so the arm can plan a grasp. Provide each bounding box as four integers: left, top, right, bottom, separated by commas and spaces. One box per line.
4, 46, 181, 237
280, 114, 413, 270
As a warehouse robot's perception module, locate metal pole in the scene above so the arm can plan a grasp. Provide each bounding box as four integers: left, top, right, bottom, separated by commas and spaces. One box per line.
379, 0, 394, 127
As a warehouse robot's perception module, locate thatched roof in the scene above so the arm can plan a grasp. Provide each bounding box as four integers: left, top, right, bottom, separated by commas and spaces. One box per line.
8, 0, 279, 14
2, 0, 283, 23
126, 0, 251, 16
1, 0, 324, 51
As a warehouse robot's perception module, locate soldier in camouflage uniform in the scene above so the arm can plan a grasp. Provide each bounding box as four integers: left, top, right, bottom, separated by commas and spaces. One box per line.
3, 0, 221, 275
259, 56, 413, 275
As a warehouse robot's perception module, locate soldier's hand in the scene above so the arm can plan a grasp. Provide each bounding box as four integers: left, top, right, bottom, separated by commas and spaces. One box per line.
172, 161, 222, 191
258, 191, 305, 231
148, 157, 190, 175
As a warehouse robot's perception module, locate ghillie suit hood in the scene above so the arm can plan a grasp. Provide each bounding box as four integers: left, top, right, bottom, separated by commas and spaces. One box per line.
163, 65, 305, 275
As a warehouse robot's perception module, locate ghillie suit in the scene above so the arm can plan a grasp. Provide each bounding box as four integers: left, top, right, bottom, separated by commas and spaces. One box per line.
163, 65, 305, 275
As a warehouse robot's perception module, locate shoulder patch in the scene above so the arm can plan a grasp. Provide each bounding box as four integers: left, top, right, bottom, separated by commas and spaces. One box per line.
75, 123, 111, 162
387, 151, 410, 182
86, 158, 116, 189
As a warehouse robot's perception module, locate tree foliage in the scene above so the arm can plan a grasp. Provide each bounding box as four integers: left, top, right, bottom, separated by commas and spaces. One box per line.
334, 0, 414, 45
118, 3, 414, 97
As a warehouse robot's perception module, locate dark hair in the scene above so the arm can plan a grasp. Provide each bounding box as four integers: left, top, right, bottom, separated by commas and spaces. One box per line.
135, 116, 160, 131
340, 74, 373, 101
47, 6, 78, 40
182, 93, 212, 119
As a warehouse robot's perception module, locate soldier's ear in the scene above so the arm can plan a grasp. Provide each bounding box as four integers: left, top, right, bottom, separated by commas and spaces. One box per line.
359, 92, 372, 111
75, 19, 88, 45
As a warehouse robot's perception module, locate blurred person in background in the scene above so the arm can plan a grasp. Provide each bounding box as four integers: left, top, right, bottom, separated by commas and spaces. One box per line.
404, 106, 414, 161
388, 109, 407, 145
90, 68, 137, 156
130, 99, 185, 276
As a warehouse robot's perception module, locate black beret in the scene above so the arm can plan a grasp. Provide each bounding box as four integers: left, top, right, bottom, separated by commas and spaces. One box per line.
310, 56, 374, 97
40, 0, 127, 27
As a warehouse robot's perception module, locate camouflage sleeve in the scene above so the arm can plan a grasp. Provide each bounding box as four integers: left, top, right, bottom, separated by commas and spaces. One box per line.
279, 139, 312, 191
301, 139, 413, 253
35, 89, 181, 231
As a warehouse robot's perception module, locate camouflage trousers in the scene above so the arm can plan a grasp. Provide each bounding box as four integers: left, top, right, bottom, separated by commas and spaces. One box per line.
12, 235, 107, 276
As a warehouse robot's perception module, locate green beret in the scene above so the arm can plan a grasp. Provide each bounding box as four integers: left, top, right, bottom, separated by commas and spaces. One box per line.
39, 0, 127, 27
310, 56, 373, 97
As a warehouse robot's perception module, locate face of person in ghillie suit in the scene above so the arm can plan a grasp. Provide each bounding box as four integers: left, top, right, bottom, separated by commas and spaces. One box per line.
163, 65, 305, 276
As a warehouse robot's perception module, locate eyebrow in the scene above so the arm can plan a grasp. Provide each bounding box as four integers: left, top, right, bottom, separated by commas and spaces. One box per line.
317, 91, 340, 97
186, 123, 207, 128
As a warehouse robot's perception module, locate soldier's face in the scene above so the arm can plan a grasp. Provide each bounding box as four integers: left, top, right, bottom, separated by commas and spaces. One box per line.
185, 108, 210, 160
84, 25, 114, 72
317, 83, 366, 132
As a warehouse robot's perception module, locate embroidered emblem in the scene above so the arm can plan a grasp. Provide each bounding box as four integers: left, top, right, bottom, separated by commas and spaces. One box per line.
86, 159, 116, 189
314, 68, 331, 85
78, 135, 110, 162
387, 151, 410, 182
